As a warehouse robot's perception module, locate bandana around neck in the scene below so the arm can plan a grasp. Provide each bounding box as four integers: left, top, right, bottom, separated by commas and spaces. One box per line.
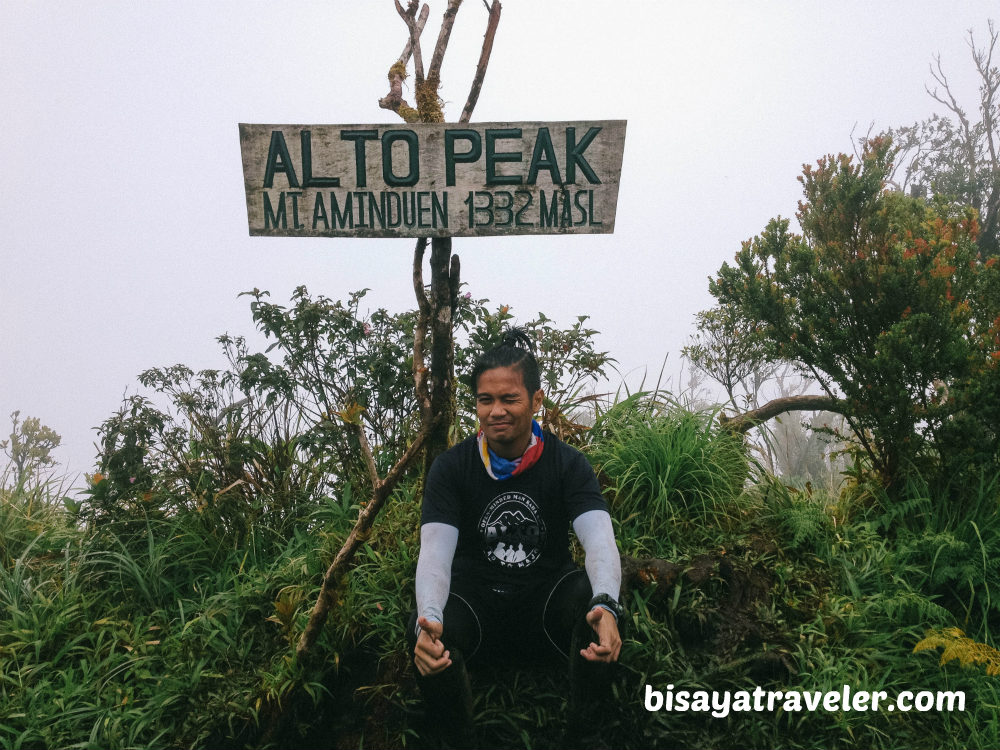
477, 420, 545, 480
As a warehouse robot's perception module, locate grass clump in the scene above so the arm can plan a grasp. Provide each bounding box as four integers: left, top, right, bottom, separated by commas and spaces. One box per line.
588, 395, 753, 556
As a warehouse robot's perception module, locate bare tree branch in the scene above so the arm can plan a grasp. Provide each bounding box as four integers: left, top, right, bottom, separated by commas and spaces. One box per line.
355, 420, 380, 489
973, 23, 998, 164
427, 0, 462, 83
405, 0, 462, 123
460, 0, 501, 123
424, 238, 458, 466
395, 2, 430, 68
387, 0, 463, 123
719, 394, 846, 434
449, 253, 461, 310
396, 0, 425, 84
928, 53, 979, 205
296, 428, 428, 658
381, 3, 429, 120
972, 21, 1000, 249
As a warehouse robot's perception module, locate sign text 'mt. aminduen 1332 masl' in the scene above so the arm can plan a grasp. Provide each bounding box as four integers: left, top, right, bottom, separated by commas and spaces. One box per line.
239, 120, 626, 239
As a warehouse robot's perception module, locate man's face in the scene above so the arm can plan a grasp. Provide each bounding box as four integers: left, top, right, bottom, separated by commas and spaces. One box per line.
475, 365, 544, 459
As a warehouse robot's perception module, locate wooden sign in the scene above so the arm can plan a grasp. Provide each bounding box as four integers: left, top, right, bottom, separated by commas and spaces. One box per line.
238, 121, 626, 238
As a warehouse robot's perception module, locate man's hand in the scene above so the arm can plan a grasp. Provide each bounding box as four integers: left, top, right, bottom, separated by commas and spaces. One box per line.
579, 606, 622, 663
413, 615, 453, 676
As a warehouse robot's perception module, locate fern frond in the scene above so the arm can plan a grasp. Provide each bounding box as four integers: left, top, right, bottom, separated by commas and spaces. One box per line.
914, 627, 1000, 676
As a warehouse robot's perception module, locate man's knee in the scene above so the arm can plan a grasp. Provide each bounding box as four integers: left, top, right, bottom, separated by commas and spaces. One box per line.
552, 568, 591, 611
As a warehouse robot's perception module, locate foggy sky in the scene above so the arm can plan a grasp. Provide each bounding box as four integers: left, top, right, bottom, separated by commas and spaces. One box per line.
1, 1, 993, 482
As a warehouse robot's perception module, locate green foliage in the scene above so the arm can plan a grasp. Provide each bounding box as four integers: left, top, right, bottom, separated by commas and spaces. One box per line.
86, 366, 330, 550
83, 286, 614, 545
0, 481, 348, 750
859, 469, 1000, 642
0, 482, 76, 575
710, 137, 1000, 486
240, 286, 421, 486
760, 479, 834, 554
587, 395, 752, 557
9, 265, 1000, 748
0, 418, 76, 577
526, 311, 616, 417
595, 420, 996, 750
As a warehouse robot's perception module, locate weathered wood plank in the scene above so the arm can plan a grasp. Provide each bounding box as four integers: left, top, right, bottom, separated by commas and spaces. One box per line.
238, 120, 626, 238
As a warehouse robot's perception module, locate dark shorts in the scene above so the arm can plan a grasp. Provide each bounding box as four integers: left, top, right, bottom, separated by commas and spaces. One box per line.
407, 566, 594, 665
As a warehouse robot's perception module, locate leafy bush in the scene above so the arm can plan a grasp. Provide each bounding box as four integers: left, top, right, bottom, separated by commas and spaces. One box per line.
83, 288, 613, 543
709, 137, 1000, 487
0, 483, 350, 750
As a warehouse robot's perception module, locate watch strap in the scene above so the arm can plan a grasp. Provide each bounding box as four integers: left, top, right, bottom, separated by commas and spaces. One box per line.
587, 593, 622, 620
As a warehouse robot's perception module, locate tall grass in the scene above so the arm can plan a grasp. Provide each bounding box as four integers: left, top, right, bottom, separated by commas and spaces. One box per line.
0, 472, 78, 570
0, 480, 348, 749
2, 396, 999, 749
587, 395, 753, 556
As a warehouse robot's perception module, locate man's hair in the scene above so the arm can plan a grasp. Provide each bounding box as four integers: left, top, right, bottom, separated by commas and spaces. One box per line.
470, 327, 542, 396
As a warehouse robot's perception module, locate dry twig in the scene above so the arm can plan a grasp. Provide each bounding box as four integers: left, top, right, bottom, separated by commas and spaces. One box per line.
461, 1, 501, 123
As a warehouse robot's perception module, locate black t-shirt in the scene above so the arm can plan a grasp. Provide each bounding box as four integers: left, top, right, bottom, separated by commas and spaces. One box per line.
421, 432, 609, 588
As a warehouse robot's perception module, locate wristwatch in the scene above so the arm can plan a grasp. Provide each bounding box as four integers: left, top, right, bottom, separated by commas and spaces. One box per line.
588, 593, 623, 620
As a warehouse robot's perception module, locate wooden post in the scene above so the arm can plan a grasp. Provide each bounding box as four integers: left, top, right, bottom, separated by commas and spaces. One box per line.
295, 1, 500, 660
425, 237, 460, 473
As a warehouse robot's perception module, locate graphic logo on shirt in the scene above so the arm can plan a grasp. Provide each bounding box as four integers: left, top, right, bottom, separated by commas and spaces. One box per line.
478, 491, 546, 568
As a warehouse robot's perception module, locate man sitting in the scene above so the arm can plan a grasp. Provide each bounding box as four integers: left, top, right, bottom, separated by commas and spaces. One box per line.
406, 328, 623, 746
